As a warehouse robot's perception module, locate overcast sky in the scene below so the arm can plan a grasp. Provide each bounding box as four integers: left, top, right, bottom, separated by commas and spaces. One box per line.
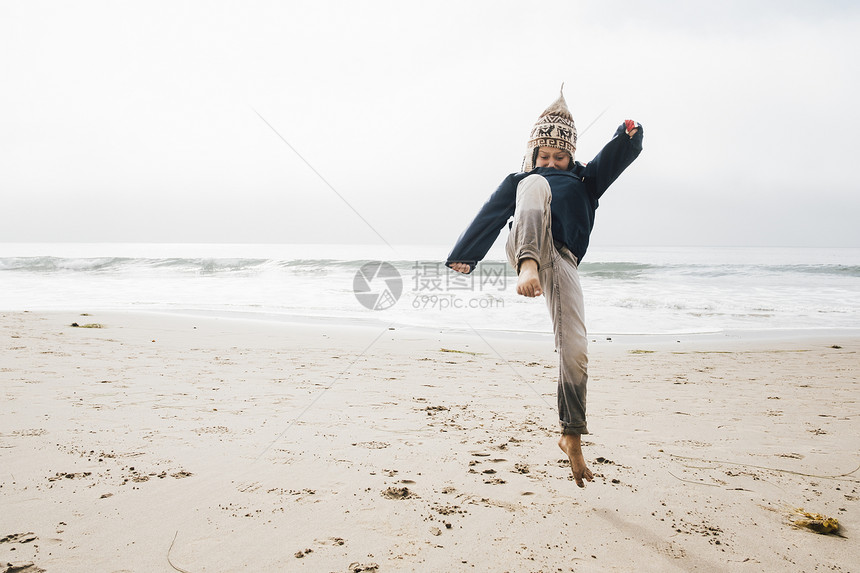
2, 0, 858, 248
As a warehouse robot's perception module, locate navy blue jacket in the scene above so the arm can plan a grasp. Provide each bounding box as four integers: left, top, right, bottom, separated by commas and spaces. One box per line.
446, 123, 643, 272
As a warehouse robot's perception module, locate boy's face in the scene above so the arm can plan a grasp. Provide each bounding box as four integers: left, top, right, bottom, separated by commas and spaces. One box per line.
535, 147, 571, 170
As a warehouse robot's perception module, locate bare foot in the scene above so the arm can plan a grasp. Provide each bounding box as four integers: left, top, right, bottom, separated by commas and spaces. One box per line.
516, 258, 542, 297
558, 434, 593, 488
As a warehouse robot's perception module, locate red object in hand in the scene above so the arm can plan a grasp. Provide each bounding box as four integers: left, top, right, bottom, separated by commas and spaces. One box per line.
624, 119, 638, 133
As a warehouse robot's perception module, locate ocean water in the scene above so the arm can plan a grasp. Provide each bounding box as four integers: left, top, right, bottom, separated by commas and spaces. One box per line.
1, 243, 859, 336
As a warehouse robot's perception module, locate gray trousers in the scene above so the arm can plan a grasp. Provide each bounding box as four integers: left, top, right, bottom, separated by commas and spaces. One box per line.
505, 174, 589, 435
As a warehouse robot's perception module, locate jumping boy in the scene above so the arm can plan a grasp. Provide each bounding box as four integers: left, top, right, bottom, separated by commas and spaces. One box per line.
445, 87, 643, 487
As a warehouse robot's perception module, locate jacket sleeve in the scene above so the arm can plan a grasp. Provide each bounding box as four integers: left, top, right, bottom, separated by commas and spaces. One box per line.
445, 174, 518, 274
583, 122, 644, 200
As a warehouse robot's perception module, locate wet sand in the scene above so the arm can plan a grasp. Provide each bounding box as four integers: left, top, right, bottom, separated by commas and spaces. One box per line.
1, 311, 858, 572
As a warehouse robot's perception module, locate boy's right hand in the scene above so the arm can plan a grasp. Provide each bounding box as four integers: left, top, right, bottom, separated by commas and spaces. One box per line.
449, 262, 471, 274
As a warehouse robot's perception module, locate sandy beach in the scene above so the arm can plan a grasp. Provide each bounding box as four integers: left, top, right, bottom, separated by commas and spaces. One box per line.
1, 311, 858, 572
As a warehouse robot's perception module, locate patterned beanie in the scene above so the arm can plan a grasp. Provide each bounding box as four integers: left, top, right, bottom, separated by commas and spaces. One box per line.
522, 85, 577, 172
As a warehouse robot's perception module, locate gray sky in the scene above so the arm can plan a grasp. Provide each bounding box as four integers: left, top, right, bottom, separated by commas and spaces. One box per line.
2, 0, 858, 248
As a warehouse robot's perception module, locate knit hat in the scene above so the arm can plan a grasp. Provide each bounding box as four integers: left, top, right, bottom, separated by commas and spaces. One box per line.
522, 85, 577, 172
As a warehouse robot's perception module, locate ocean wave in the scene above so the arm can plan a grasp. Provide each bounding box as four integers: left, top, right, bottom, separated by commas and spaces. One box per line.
2, 256, 860, 280
0, 256, 272, 274
578, 262, 655, 278
777, 264, 860, 276
0, 256, 131, 272
586, 262, 860, 279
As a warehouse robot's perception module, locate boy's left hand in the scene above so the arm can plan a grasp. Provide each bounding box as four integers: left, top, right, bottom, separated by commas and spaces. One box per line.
624, 119, 639, 137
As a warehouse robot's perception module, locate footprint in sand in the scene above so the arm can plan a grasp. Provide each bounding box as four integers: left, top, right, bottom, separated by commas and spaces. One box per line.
347, 563, 379, 573
2, 563, 47, 573
381, 486, 416, 499
0, 532, 38, 544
